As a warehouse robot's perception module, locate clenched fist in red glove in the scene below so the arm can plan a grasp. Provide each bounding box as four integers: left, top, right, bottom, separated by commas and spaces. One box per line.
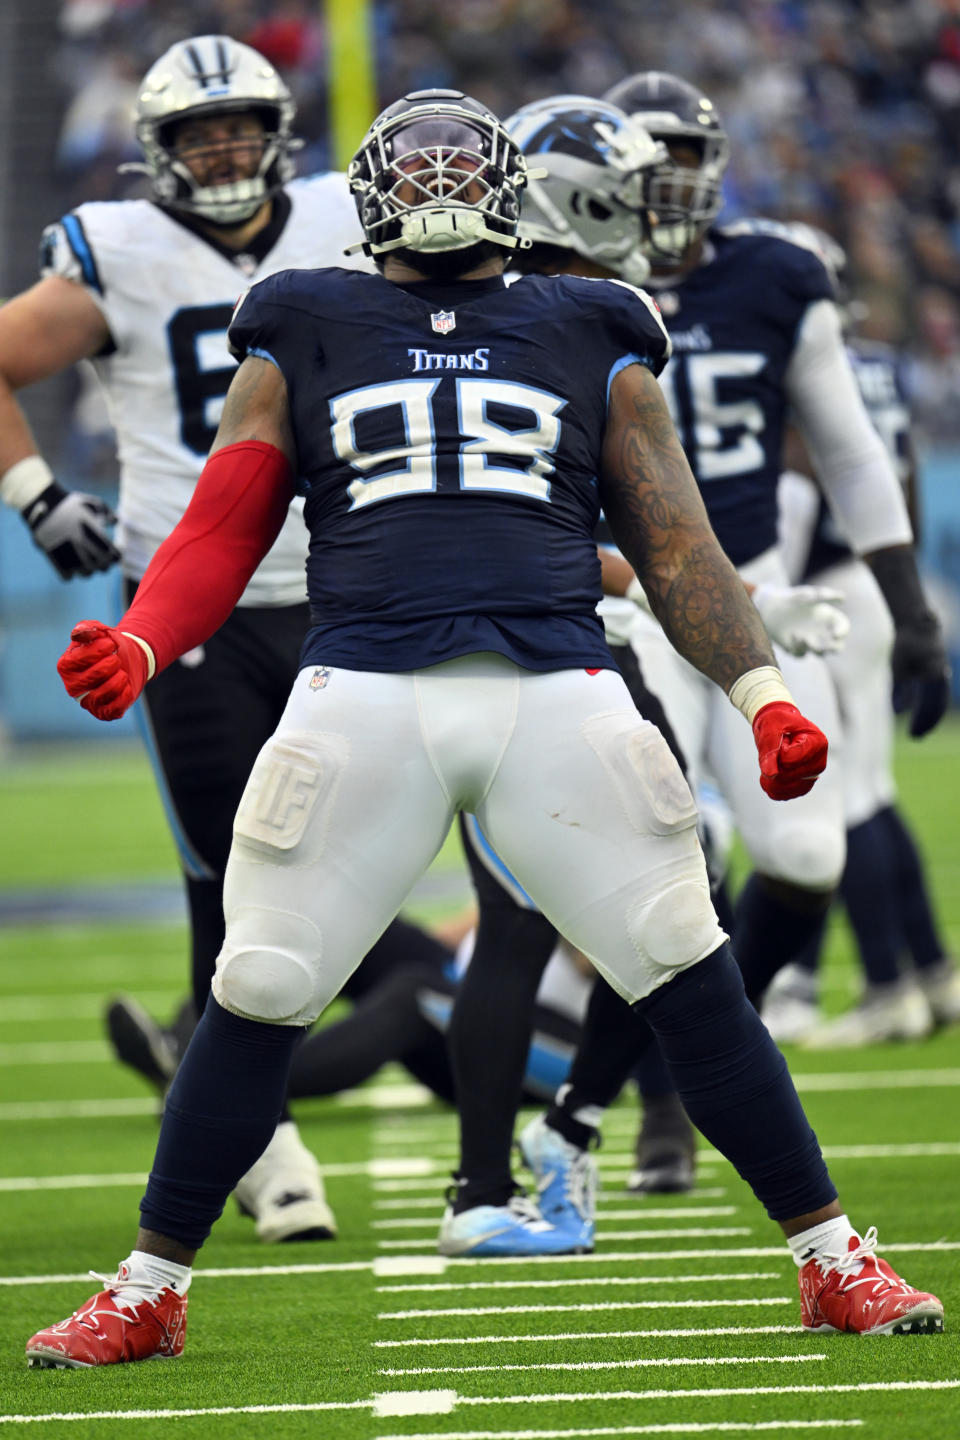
752, 701, 828, 801
57, 621, 153, 722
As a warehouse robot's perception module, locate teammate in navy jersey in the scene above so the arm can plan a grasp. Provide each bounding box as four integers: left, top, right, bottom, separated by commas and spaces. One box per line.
0, 34, 374, 1245
443, 78, 949, 1254
31, 88, 942, 1368
764, 233, 960, 1045
443, 97, 858, 1241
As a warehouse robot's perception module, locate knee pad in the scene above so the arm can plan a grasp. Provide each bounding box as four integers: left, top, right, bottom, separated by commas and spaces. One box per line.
765, 819, 845, 890
627, 876, 726, 980
213, 907, 326, 1026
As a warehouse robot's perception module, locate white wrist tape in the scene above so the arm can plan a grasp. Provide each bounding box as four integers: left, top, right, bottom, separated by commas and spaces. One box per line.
727, 665, 795, 724
122, 632, 157, 681
625, 576, 652, 614
0, 455, 54, 510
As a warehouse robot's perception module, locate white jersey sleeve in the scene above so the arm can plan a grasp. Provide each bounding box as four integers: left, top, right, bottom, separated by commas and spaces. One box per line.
784, 299, 912, 555
43, 173, 371, 604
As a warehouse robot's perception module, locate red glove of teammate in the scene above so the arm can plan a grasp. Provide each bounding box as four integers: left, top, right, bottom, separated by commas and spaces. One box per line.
752, 701, 828, 801
57, 620, 151, 722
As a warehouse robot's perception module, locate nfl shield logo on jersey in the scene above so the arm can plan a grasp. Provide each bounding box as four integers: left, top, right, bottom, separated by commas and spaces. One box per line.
431, 310, 456, 335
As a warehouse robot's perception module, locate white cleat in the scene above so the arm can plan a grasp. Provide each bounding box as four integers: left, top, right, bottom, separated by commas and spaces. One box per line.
761, 963, 820, 1044
917, 960, 960, 1026
802, 981, 934, 1049
234, 1121, 337, 1243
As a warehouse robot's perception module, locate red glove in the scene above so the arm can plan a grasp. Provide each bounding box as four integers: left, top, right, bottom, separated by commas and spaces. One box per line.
57, 620, 151, 722
752, 701, 828, 801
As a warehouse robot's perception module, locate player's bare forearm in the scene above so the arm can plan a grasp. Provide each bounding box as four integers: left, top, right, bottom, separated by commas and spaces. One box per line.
212, 355, 297, 467
600, 364, 775, 692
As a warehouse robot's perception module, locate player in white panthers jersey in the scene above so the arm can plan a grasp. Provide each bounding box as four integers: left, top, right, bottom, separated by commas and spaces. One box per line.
39, 172, 362, 603
0, 34, 371, 1244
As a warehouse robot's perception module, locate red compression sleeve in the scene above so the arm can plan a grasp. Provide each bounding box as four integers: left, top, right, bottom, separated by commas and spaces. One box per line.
119, 441, 295, 674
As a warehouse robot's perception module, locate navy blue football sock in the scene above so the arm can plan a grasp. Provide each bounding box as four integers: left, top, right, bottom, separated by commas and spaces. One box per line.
840, 812, 905, 986
140, 997, 303, 1249
879, 805, 947, 971
636, 945, 836, 1221
732, 873, 833, 1004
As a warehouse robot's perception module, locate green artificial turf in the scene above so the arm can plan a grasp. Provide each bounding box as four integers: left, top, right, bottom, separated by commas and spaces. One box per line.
0, 725, 958, 1438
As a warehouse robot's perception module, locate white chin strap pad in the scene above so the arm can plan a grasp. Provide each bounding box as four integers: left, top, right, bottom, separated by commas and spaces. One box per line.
399, 206, 491, 253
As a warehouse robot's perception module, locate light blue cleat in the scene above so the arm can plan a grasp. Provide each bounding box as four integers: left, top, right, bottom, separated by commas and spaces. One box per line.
437, 1192, 587, 1257
518, 1113, 596, 1251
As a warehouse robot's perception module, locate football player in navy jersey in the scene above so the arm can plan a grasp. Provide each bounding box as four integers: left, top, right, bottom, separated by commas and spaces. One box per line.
764, 226, 960, 1046
474, 76, 949, 1234
443, 96, 859, 1243
30, 89, 942, 1367
0, 34, 375, 1245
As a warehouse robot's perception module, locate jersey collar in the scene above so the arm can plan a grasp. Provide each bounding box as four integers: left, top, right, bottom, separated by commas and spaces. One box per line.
153, 191, 293, 272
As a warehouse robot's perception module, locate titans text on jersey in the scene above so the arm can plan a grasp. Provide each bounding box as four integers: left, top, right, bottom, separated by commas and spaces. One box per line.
649, 223, 834, 567
228, 268, 670, 672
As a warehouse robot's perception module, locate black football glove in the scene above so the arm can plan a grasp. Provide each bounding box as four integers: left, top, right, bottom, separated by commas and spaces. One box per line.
23, 481, 120, 579
868, 546, 951, 739
891, 612, 951, 739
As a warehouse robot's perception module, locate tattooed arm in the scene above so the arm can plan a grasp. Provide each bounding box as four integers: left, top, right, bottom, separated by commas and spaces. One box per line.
599, 363, 775, 694
212, 355, 297, 465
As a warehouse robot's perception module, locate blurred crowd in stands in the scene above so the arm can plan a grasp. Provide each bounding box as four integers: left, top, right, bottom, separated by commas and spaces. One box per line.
52, 0, 960, 447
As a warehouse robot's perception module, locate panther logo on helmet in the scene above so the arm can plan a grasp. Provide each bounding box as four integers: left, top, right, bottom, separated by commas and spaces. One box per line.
505, 94, 667, 288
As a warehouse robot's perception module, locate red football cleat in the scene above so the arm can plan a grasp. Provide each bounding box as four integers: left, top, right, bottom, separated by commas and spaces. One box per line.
799, 1227, 944, 1335
26, 1270, 187, 1368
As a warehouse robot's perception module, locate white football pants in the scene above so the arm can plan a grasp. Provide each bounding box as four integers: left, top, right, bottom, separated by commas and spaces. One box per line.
809, 556, 897, 827
627, 548, 846, 892
212, 655, 726, 1026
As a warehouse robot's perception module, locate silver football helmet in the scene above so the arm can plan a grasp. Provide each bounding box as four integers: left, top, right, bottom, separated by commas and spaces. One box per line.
604, 72, 730, 265
348, 90, 532, 264
129, 35, 298, 225
505, 95, 667, 287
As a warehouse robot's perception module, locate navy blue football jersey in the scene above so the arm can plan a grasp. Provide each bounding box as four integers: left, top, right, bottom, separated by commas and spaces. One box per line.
651, 221, 834, 567
801, 337, 912, 580
229, 268, 669, 672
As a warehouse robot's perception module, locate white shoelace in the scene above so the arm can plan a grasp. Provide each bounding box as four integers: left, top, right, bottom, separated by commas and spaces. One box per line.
816, 1225, 896, 1295
89, 1268, 168, 1313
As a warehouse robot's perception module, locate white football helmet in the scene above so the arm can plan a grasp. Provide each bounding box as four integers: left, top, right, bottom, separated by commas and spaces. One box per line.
505, 95, 667, 287
130, 35, 298, 225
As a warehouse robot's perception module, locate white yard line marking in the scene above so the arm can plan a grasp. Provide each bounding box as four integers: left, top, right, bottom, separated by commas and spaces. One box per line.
372, 1391, 458, 1418
0, 1158, 434, 1193
0, 1042, 111, 1065
371, 1204, 737, 1219
376, 1227, 752, 1249
453, 1380, 960, 1402
2, 1260, 370, 1287
0, 1401, 371, 1425
374, 1424, 863, 1438
379, 1354, 826, 1378
372, 1213, 740, 1231
380, 1298, 792, 1319
376, 1272, 780, 1295
0, 1172, 149, 1193
0, 992, 178, 1022
374, 1324, 803, 1348
0, 1099, 158, 1121
335, 1083, 436, 1109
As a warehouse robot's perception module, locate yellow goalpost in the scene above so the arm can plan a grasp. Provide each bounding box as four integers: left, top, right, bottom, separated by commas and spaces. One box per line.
325, 0, 378, 169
